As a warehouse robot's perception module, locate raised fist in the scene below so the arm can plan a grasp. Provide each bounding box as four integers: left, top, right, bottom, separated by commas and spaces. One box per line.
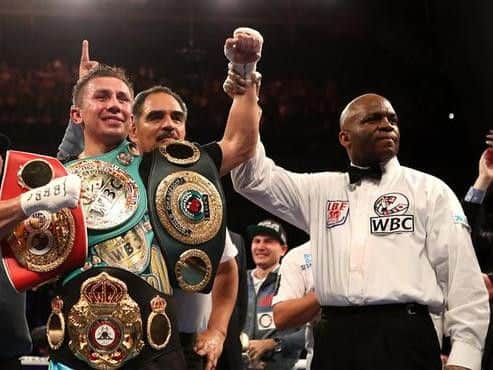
224, 27, 263, 78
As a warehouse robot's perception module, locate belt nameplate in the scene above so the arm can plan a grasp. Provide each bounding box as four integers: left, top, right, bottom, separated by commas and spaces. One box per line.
93, 221, 150, 274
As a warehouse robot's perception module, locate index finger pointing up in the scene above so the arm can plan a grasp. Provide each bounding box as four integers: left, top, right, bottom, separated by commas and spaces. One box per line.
80, 40, 90, 63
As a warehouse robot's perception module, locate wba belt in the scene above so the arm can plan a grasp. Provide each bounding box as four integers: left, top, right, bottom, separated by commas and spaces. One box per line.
0, 150, 87, 291
48, 267, 181, 370
145, 140, 226, 293
66, 140, 146, 246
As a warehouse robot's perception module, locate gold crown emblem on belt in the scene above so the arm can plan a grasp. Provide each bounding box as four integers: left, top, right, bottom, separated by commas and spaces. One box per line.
82, 273, 126, 304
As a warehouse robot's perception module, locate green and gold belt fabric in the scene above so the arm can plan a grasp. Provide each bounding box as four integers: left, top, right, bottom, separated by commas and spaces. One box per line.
145, 140, 226, 293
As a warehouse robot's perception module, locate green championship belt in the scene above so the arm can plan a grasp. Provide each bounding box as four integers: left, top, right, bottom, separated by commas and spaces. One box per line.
145, 140, 226, 293
66, 141, 147, 247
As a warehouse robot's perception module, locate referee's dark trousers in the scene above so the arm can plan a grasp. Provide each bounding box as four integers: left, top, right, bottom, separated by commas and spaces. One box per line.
311, 303, 442, 370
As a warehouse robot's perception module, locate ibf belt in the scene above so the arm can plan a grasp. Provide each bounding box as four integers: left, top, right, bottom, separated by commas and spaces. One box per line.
144, 140, 226, 293
48, 267, 181, 370
66, 140, 147, 247
0, 150, 87, 292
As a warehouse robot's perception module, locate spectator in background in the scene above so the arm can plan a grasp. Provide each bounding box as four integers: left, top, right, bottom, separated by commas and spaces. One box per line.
242, 219, 305, 370
272, 241, 318, 370
462, 130, 493, 370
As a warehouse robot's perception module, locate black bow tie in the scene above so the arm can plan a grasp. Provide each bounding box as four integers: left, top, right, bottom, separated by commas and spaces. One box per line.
348, 165, 382, 184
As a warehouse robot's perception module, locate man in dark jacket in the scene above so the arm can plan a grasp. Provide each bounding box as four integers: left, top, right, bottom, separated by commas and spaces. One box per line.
242, 219, 305, 370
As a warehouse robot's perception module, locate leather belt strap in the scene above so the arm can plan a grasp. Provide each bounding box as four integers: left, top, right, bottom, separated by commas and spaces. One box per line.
145, 140, 226, 293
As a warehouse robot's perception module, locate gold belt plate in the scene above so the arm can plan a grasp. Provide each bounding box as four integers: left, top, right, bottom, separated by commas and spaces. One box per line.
175, 249, 212, 292
155, 171, 223, 245
67, 160, 139, 230
8, 209, 75, 272
158, 140, 200, 165
93, 221, 150, 274
68, 272, 144, 369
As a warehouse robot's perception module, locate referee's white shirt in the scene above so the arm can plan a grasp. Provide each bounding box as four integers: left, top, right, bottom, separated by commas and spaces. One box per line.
272, 242, 314, 370
232, 141, 489, 370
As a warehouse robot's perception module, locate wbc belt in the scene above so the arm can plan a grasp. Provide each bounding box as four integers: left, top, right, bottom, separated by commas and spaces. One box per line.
145, 140, 226, 293
0, 150, 87, 291
66, 140, 146, 246
48, 266, 181, 370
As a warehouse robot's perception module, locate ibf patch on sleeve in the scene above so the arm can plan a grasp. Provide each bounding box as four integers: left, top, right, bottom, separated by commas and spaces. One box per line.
326, 200, 349, 228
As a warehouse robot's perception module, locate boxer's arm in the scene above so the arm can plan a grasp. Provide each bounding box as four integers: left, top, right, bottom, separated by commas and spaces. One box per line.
218, 85, 261, 176
57, 119, 84, 161
57, 40, 99, 161
218, 28, 263, 176
0, 174, 81, 240
0, 197, 29, 240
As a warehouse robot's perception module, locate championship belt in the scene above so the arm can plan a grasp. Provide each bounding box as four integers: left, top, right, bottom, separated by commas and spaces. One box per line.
145, 140, 226, 293
0, 151, 87, 291
66, 141, 146, 246
48, 267, 181, 370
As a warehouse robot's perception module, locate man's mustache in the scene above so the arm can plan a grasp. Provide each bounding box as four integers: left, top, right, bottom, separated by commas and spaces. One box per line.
156, 131, 174, 141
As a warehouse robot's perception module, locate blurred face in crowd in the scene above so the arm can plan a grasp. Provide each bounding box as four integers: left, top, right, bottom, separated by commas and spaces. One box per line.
130, 92, 187, 153
339, 93, 400, 166
71, 76, 133, 147
251, 234, 287, 270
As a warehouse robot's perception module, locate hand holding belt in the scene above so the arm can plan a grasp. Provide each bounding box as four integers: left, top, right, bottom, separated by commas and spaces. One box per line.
144, 140, 226, 293
0, 150, 87, 291
48, 267, 181, 370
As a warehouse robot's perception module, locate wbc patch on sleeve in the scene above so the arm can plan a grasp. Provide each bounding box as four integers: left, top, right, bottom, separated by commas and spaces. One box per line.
326, 200, 349, 228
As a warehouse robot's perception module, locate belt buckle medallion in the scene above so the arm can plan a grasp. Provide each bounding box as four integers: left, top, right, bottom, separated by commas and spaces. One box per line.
67, 160, 139, 230
68, 272, 144, 369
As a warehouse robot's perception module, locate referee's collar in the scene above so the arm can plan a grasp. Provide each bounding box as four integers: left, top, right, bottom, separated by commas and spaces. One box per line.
382, 156, 400, 173
348, 156, 400, 183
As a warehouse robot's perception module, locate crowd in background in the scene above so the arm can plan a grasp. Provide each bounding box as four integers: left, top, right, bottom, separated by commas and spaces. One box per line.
0, 59, 341, 164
